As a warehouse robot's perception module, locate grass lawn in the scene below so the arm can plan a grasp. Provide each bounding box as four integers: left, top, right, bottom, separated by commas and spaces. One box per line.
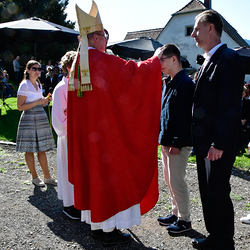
0, 97, 57, 143
1, 97, 250, 172
0, 97, 20, 142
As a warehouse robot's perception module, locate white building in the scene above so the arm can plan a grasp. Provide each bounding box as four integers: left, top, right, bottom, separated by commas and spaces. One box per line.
125, 0, 249, 79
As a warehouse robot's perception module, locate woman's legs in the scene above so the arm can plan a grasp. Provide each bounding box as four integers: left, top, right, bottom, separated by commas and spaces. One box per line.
37, 151, 51, 179
25, 151, 53, 180
25, 152, 38, 179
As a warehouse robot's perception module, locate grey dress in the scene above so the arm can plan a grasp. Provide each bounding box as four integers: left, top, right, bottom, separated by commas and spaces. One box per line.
16, 80, 54, 152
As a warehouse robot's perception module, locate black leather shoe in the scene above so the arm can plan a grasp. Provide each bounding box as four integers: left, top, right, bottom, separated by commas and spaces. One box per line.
192, 237, 215, 249
101, 228, 131, 246
91, 229, 103, 239
63, 206, 81, 220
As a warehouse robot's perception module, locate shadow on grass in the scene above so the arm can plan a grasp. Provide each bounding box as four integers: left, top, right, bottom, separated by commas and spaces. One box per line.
231, 166, 250, 181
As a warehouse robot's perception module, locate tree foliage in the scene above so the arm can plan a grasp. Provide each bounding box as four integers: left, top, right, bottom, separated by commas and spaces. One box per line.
0, 0, 75, 29
0, 1, 78, 81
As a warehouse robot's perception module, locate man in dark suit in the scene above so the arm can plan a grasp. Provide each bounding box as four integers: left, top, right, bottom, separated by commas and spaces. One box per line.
45, 68, 58, 96
191, 10, 245, 250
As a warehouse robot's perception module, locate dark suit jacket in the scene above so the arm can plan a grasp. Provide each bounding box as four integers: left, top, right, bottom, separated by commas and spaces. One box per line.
193, 44, 245, 157
45, 75, 58, 96
242, 98, 250, 121
159, 70, 195, 148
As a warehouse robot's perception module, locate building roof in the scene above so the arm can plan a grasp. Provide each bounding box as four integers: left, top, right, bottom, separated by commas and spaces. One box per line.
124, 28, 163, 40
174, 0, 206, 15
124, 0, 249, 48
222, 17, 249, 47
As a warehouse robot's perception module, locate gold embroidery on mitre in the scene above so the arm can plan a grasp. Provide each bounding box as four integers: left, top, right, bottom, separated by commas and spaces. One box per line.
79, 24, 104, 36
76, 2, 103, 35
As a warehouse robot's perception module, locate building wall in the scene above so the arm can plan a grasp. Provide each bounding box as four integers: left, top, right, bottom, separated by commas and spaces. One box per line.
157, 12, 202, 72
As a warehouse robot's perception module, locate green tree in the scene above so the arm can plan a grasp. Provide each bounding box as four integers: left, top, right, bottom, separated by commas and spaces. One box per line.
0, 0, 75, 29
0, 1, 78, 82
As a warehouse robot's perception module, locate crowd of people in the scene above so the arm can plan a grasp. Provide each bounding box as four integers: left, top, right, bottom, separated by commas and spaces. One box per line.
0, 56, 66, 98
1, 1, 248, 249
39, 60, 65, 96
1, 55, 68, 100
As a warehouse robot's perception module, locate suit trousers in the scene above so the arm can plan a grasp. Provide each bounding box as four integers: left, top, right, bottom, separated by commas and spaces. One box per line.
161, 146, 192, 222
196, 151, 236, 250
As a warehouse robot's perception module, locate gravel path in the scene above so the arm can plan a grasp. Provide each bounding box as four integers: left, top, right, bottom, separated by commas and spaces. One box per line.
0, 142, 250, 249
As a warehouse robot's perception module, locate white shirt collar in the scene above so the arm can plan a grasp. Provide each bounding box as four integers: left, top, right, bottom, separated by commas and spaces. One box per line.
204, 42, 224, 60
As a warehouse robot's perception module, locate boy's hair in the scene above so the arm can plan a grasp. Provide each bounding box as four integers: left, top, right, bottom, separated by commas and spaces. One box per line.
162, 44, 181, 63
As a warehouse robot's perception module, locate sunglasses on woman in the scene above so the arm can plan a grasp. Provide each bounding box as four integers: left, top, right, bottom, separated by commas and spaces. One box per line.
31, 67, 42, 72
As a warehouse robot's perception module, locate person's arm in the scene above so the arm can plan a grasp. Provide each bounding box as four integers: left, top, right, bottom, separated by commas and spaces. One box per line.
17, 94, 50, 111
171, 79, 194, 149
153, 47, 165, 59
208, 51, 244, 160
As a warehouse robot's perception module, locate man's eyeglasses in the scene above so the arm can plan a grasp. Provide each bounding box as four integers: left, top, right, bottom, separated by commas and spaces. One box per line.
160, 56, 173, 62
95, 29, 109, 41
31, 67, 42, 72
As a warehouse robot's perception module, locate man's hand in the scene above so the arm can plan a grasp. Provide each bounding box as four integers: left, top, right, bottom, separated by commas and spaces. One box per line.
207, 146, 223, 161
168, 146, 180, 155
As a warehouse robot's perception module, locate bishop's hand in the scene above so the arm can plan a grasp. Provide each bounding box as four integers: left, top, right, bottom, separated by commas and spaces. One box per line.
154, 47, 165, 59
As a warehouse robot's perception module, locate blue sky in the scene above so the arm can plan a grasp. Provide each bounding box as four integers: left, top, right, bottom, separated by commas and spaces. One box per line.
66, 0, 250, 43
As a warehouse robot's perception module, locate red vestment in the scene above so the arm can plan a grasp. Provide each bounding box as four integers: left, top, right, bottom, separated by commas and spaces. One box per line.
67, 49, 162, 222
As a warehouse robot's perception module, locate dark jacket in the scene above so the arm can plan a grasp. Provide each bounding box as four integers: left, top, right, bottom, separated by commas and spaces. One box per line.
45, 75, 58, 96
159, 69, 195, 148
242, 98, 250, 121
193, 44, 245, 157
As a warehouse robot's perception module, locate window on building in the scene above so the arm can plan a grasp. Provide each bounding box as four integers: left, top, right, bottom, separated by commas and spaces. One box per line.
186, 26, 193, 36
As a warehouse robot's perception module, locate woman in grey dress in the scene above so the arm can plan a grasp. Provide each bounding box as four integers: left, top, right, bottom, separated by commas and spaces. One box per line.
16, 60, 57, 187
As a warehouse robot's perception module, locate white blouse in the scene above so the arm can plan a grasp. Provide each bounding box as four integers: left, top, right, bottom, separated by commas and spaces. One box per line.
17, 79, 43, 104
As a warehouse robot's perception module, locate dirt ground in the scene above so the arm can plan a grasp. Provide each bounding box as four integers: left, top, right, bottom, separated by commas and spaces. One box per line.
0, 141, 250, 249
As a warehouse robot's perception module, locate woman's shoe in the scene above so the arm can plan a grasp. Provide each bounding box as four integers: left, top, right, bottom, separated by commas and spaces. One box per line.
240, 214, 250, 224
44, 177, 57, 186
32, 177, 45, 187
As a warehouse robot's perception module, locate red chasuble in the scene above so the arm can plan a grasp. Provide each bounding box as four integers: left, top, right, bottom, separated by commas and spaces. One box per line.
67, 49, 162, 222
